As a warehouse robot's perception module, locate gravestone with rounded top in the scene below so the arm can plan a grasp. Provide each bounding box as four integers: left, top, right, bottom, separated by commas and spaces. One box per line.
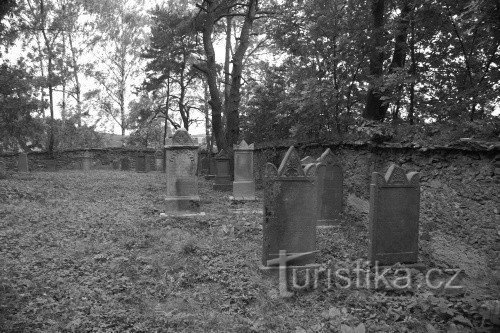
164, 129, 200, 212
369, 164, 420, 265
121, 157, 131, 171
213, 149, 232, 191
82, 150, 92, 171
231, 140, 256, 200
316, 148, 343, 225
262, 146, 322, 268
136, 152, 148, 173
18, 152, 28, 172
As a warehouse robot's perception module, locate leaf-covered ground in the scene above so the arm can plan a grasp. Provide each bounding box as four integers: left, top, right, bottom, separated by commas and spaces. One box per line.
0, 171, 498, 332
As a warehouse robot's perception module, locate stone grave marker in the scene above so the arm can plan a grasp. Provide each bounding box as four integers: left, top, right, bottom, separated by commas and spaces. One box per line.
82, 150, 92, 171
316, 148, 343, 225
231, 140, 256, 200
121, 157, 131, 171
136, 152, 148, 173
163, 129, 200, 213
213, 149, 232, 191
262, 146, 321, 268
112, 160, 120, 170
18, 152, 28, 172
155, 150, 163, 172
369, 164, 420, 265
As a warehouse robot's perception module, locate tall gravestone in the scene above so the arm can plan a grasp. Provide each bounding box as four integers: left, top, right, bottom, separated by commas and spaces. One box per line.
369, 164, 420, 265
121, 157, 131, 171
82, 150, 92, 171
213, 149, 232, 191
136, 152, 148, 173
316, 148, 343, 225
164, 129, 200, 213
18, 152, 28, 172
262, 146, 322, 267
231, 140, 256, 200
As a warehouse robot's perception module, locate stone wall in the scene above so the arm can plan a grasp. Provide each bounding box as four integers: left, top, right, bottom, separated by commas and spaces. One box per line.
0, 148, 159, 172
253, 142, 498, 198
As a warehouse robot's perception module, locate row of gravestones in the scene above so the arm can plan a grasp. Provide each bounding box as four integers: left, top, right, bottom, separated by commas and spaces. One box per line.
261, 146, 420, 267
8, 151, 161, 173
161, 129, 420, 267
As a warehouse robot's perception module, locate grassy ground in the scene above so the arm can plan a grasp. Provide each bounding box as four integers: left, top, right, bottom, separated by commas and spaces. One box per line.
0, 171, 498, 332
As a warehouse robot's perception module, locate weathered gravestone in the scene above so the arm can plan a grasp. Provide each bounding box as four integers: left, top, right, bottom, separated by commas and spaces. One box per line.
262, 146, 322, 267
82, 150, 92, 171
231, 140, 256, 200
163, 129, 200, 213
316, 148, 343, 225
369, 164, 420, 265
154, 150, 163, 172
18, 152, 28, 172
121, 157, 131, 171
112, 160, 120, 170
136, 152, 148, 173
213, 149, 232, 191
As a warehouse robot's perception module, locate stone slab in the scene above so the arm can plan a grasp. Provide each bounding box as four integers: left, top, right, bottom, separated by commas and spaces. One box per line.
368, 164, 420, 265
18, 153, 28, 172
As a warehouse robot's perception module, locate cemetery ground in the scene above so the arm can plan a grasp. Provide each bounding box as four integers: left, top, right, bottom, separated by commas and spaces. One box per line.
0, 171, 498, 332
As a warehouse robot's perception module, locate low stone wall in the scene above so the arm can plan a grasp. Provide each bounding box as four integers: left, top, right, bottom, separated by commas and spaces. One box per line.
253, 142, 499, 198
0, 148, 159, 172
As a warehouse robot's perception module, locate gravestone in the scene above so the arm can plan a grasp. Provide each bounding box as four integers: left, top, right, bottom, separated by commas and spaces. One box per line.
18, 152, 28, 172
231, 140, 256, 200
82, 150, 92, 171
316, 148, 343, 225
136, 152, 148, 173
155, 150, 163, 172
369, 164, 420, 265
164, 129, 200, 213
262, 146, 321, 267
112, 160, 120, 170
213, 149, 232, 191
121, 157, 131, 171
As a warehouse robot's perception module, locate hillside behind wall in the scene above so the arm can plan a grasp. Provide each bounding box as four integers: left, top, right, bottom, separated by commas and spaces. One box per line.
254, 140, 500, 279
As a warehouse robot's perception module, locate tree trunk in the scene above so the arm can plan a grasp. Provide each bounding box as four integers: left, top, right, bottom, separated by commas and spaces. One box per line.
363, 0, 386, 121
408, 8, 416, 125
201, 1, 227, 152
225, 0, 257, 148
68, 31, 82, 126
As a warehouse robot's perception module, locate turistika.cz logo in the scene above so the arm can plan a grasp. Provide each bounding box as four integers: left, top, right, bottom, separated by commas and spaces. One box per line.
268, 250, 464, 298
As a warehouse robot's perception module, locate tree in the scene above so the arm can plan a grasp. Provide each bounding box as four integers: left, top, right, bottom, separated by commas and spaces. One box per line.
144, 6, 203, 132
85, 0, 149, 137
193, 0, 260, 152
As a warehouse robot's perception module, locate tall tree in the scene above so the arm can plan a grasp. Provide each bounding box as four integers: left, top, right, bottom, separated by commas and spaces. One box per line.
193, 0, 260, 151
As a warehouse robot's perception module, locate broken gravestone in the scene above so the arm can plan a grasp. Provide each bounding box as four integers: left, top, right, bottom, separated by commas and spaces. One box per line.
18, 152, 28, 172
369, 164, 420, 265
163, 129, 200, 213
121, 157, 131, 171
262, 146, 322, 268
231, 140, 256, 201
316, 148, 343, 225
213, 149, 232, 191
